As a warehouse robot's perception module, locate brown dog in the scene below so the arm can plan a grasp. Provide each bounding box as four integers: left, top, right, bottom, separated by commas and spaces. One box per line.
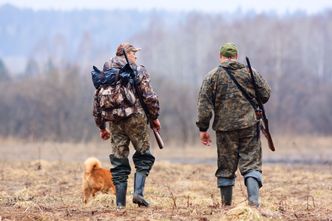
82, 157, 115, 204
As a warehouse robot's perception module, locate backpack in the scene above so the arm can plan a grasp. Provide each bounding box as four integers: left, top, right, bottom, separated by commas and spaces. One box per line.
91, 65, 137, 121
91, 66, 119, 89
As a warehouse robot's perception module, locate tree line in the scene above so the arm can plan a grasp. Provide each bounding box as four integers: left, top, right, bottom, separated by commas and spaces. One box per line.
1, 10, 332, 143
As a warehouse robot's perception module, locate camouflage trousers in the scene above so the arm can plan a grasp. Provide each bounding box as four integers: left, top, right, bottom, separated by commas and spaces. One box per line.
109, 113, 155, 185
110, 113, 150, 157
215, 124, 262, 180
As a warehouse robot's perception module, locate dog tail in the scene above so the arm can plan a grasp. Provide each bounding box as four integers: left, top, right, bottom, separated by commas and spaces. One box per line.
84, 157, 102, 174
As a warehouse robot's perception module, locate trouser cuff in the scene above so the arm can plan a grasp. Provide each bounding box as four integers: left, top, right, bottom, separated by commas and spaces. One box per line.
244, 170, 263, 188
217, 177, 235, 187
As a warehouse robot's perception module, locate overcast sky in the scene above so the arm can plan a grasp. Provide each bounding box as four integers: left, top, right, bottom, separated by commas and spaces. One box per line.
1, 0, 332, 14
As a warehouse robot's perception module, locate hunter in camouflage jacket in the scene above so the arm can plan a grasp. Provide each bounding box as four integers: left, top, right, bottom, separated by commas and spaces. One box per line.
196, 42, 271, 207
93, 56, 160, 130
92, 43, 160, 209
196, 60, 271, 132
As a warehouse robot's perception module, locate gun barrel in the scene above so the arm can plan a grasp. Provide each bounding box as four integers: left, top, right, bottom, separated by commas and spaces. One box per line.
123, 49, 130, 63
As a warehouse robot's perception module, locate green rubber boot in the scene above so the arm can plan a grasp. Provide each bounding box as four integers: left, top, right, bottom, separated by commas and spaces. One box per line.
246, 177, 260, 207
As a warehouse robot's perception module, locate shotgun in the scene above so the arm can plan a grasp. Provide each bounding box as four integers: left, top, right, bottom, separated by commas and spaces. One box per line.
122, 49, 164, 149
246, 57, 275, 151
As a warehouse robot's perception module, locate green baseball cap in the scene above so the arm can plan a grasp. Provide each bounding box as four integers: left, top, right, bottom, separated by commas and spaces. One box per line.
220, 42, 238, 58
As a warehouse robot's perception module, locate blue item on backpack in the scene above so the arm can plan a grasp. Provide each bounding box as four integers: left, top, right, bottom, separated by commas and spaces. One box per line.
91, 66, 120, 89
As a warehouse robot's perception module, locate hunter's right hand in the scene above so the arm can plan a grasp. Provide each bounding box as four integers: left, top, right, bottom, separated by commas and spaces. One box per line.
200, 132, 211, 146
100, 128, 111, 140
151, 119, 161, 132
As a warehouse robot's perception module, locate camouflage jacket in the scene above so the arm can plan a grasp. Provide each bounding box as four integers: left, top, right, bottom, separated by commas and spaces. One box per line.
93, 56, 160, 129
196, 60, 271, 132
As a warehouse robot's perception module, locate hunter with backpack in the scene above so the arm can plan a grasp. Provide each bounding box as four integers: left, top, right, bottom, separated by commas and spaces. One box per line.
92, 43, 161, 210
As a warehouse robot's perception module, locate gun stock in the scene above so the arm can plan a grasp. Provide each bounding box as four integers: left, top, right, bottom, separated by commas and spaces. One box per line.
152, 128, 164, 149
260, 120, 275, 151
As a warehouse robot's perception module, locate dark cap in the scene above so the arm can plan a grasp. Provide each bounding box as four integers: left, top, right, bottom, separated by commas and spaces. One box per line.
220, 42, 238, 58
116, 43, 141, 56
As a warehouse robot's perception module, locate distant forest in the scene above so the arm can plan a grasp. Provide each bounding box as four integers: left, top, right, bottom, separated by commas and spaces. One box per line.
1, 5, 332, 143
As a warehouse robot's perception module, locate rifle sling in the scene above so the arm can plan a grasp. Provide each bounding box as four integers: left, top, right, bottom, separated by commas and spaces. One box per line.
222, 67, 261, 139
222, 67, 258, 111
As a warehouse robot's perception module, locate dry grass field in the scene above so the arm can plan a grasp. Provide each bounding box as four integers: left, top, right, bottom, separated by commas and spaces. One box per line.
0, 136, 331, 221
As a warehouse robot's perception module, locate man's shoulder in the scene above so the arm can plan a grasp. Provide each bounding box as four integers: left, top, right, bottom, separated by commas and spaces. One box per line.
137, 64, 149, 80
203, 66, 224, 83
137, 64, 146, 72
205, 66, 220, 77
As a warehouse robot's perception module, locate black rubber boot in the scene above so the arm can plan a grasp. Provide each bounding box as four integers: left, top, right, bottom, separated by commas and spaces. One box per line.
246, 177, 260, 207
133, 172, 149, 207
220, 186, 233, 206
115, 182, 127, 210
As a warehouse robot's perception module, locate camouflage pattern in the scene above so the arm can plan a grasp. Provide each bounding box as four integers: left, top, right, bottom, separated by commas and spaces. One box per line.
109, 112, 155, 185
93, 56, 160, 129
196, 60, 271, 132
220, 43, 238, 58
196, 59, 270, 186
135, 64, 160, 120
99, 82, 138, 122
94, 52, 158, 186
109, 113, 150, 158
92, 88, 106, 129
215, 124, 262, 178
